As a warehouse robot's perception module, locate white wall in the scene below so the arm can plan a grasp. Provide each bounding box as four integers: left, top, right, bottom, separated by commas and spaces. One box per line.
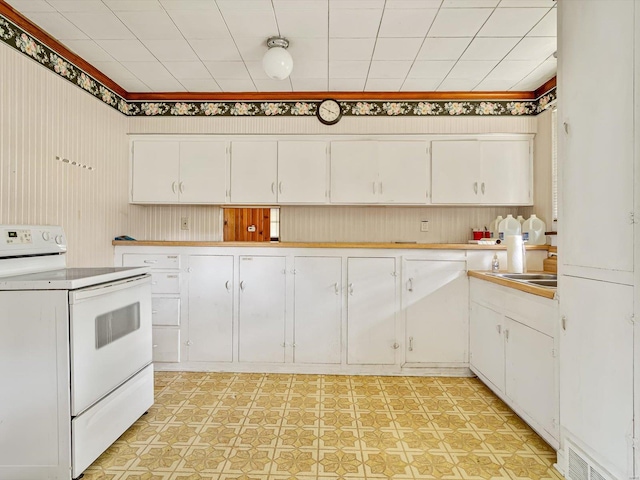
0, 43, 129, 266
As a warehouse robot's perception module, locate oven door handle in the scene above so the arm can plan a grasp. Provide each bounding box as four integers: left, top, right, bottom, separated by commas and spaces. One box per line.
69, 274, 152, 304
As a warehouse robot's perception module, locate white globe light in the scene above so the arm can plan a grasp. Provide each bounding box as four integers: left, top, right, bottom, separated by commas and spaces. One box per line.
262, 46, 293, 80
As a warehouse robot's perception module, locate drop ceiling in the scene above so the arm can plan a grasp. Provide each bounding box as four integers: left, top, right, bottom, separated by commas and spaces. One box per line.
5, 0, 557, 93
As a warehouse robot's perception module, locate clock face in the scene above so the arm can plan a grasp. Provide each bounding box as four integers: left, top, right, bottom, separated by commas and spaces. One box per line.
317, 99, 342, 125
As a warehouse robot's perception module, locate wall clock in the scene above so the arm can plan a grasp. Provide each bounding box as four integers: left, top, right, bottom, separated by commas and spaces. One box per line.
316, 99, 342, 125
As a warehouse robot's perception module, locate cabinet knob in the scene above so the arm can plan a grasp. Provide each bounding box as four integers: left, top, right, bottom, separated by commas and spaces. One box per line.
504, 329, 509, 340
240, 280, 245, 291
496, 324, 502, 334
561, 315, 567, 331
481, 182, 485, 194
407, 278, 414, 292
281, 342, 286, 348
392, 342, 400, 349
473, 182, 478, 194
334, 282, 340, 295
186, 340, 193, 346
225, 280, 231, 291
348, 283, 354, 295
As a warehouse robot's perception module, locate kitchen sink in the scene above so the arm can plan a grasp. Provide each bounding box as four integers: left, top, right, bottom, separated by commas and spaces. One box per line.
491, 273, 557, 280
525, 279, 557, 288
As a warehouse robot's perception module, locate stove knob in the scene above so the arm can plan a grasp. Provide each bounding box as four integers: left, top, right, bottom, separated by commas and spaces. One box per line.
42, 231, 50, 241
55, 235, 64, 245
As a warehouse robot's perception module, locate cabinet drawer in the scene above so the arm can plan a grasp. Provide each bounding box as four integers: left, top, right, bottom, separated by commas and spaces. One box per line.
151, 272, 180, 294
123, 254, 180, 269
152, 297, 180, 326
152, 328, 180, 363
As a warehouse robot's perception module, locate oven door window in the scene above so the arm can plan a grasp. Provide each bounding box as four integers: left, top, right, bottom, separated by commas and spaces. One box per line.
95, 303, 140, 349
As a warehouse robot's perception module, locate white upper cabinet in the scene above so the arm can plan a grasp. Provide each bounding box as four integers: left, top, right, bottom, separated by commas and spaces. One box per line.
230, 141, 278, 204
431, 138, 532, 205
331, 141, 429, 204
131, 140, 227, 204
277, 141, 328, 204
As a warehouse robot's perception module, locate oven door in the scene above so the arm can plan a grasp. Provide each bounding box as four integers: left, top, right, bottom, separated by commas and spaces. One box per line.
69, 274, 152, 416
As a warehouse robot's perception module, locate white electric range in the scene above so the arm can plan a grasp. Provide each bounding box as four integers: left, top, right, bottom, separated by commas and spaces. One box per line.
0, 225, 154, 480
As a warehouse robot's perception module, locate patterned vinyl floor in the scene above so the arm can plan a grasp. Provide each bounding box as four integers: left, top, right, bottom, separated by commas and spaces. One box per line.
83, 372, 563, 480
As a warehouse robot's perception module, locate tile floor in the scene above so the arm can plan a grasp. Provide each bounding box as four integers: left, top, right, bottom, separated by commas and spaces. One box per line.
83, 372, 563, 480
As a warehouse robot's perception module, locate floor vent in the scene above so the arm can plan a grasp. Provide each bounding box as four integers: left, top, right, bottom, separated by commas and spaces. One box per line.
567, 441, 616, 480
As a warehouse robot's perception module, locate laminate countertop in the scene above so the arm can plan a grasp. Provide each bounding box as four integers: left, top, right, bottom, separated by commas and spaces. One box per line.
112, 240, 550, 251
468, 270, 557, 300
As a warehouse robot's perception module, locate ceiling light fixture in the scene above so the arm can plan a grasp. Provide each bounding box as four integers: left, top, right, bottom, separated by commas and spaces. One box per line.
263, 36, 293, 80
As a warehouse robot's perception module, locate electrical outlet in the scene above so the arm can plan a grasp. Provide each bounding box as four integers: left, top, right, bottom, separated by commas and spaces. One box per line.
181, 217, 189, 230
420, 221, 429, 232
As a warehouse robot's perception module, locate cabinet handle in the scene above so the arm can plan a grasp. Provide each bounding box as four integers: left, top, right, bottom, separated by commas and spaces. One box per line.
496, 324, 502, 334
481, 182, 485, 194
407, 278, 414, 292
278, 181, 283, 194
186, 340, 193, 346
408, 337, 413, 351
271, 182, 275, 194
379, 182, 383, 194
334, 282, 340, 295
152, 310, 158, 314
561, 315, 567, 331
225, 280, 231, 292
372, 182, 376, 194
143, 260, 157, 264
153, 344, 158, 348
473, 182, 478, 194
179, 181, 184, 193
563, 122, 569, 134
504, 329, 509, 340
291, 343, 296, 348
171, 181, 177, 193
348, 283, 354, 295
281, 342, 286, 348
240, 280, 245, 291
392, 342, 400, 349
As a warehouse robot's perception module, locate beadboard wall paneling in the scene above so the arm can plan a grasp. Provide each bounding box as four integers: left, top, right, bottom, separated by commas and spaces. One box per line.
534, 108, 553, 226
0, 43, 128, 266
127, 205, 223, 241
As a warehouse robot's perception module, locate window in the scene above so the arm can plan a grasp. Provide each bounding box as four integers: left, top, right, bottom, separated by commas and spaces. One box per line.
551, 108, 558, 230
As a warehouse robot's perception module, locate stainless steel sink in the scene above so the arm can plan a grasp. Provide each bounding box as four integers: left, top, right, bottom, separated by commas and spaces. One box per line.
525, 279, 557, 288
491, 273, 557, 280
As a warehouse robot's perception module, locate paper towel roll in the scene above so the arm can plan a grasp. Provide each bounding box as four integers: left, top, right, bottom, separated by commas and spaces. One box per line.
506, 235, 525, 273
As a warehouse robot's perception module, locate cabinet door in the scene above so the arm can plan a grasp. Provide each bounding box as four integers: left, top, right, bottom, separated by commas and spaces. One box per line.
330, 141, 378, 204
430, 141, 480, 204
152, 327, 180, 363
238, 256, 286, 363
480, 140, 531, 205
403, 260, 468, 364
230, 141, 278, 204
560, 275, 633, 477
504, 318, 556, 438
293, 256, 342, 364
278, 141, 327, 204
187, 255, 233, 362
469, 302, 505, 392
179, 142, 228, 204
131, 141, 179, 203
378, 142, 429, 204
347, 257, 397, 365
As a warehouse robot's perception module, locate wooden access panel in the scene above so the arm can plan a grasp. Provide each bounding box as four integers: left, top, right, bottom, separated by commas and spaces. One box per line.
223, 208, 271, 242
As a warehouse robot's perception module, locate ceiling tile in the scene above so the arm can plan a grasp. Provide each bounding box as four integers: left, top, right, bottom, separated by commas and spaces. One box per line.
23, 12, 89, 40
204, 61, 251, 79
163, 61, 212, 80
461, 37, 520, 60
115, 11, 182, 40
234, 38, 269, 62
474, 78, 516, 91
102, 1, 163, 11
448, 60, 499, 79
92, 60, 138, 81
498, 0, 555, 7
329, 61, 370, 78
167, 10, 230, 39
96, 39, 155, 62
178, 78, 221, 92
437, 78, 479, 91
378, 8, 437, 38
416, 38, 471, 60
505, 36, 555, 61
385, 0, 441, 8
373, 38, 423, 61
528, 7, 556, 37
478, 8, 549, 37
117, 77, 152, 91
216, 0, 272, 8
401, 78, 443, 90
217, 6, 279, 39
245, 61, 271, 80
63, 11, 134, 39
160, 0, 218, 10
288, 38, 328, 61
290, 78, 328, 91
365, 78, 404, 90
407, 60, 455, 79
289, 59, 327, 79
441, 0, 499, 6
329, 1, 385, 8
330, 8, 383, 38
368, 60, 412, 79
189, 39, 242, 62
329, 78, 366, 91
46, 0, 109, 12
510, 57, 555, 90
4, 1, 56, 12
63, 39, 114, 61
483, 60, 540, 81
428, 8, 493, 37
121, 61, 185, 90
215, 78, 257, 92
253, 79, 293, 91
274, 1, 329, 8
274, 5, 328, 38
329, 38, 376, 61
143, 39, 200, 61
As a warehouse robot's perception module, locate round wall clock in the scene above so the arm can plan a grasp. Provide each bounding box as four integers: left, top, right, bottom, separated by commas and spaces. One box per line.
316, 99, 342, 125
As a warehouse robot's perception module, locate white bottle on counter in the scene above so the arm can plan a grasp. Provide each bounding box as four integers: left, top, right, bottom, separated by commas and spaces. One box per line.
498, 214, 521, 241
491, 216, 503, 239
522, 214, 546, 245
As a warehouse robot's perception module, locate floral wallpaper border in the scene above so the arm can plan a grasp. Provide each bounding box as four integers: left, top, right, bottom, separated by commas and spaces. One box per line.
0, 12, 556, 118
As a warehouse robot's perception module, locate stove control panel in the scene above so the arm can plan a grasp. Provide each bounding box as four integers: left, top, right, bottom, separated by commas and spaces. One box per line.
0, 225, 66, 256
5, 229, 32, 245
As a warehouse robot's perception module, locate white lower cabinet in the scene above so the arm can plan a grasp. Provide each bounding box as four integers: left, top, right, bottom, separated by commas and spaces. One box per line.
152, 328, 181, 363
403, 259, 468, 364
238, 256, 287, 363
293, 256, 342, 364
347, 257, 397, 365
469, 278, 558, 448
186, 255, 233, 362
